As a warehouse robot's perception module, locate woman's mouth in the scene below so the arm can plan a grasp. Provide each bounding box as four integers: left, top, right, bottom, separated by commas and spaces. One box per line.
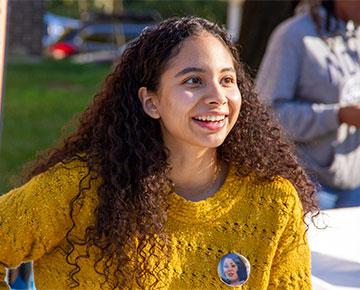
192, 114, 227, 131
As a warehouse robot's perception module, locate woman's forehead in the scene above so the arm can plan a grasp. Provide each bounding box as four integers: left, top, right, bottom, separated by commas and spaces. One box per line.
162, 32, 235, 75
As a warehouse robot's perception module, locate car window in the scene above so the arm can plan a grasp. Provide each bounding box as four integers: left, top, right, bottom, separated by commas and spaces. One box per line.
83, 32, 115, 44
83, 23, 114, 35
58, 28, 80, 42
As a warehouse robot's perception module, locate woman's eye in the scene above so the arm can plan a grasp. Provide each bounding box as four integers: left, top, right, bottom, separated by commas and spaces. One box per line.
184, 77, 202, 85
222, 76, 235, 86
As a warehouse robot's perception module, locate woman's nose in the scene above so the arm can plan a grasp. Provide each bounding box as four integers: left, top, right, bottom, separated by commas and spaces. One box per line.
204, 82, 227, 105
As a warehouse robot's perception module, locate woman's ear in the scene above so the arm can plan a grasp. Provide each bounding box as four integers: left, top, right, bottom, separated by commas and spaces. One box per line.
138, 87, 160, 119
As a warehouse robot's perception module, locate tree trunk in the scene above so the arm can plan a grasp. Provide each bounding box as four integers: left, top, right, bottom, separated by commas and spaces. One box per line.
237, 0, 298, 77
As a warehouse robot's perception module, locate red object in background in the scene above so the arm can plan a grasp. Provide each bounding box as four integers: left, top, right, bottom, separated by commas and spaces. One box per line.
48, 42, 78, 59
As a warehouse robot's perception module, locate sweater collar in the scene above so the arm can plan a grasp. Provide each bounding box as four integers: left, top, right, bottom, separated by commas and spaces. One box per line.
167, 166, 248, 223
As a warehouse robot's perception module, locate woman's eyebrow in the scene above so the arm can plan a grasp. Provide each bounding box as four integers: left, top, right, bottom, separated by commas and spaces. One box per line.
175, 66, 235, 77
221, 67, 235, 73
175, 67, 205, 77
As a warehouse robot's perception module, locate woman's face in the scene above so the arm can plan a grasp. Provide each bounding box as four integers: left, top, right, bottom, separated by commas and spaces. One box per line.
148, 31, 241, 150
223, 258, 239, 282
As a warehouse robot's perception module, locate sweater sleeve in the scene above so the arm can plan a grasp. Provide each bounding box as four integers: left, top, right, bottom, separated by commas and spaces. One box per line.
256, 20, 340, 142
0, 161, 90, 287
267, 182, 312, 289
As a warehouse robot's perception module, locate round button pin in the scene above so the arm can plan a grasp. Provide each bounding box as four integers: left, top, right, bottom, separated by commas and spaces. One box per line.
217, 252, 250, 287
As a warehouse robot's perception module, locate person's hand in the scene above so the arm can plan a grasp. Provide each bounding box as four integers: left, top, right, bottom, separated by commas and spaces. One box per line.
338, 104, 360, 127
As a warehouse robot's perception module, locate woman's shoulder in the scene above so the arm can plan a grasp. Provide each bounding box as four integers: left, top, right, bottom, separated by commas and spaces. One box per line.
227, 171, 305, 233
43, 158, 92, 183
2, 157, 99, 208
245, 174, 302, 213
269, 176, 300, 205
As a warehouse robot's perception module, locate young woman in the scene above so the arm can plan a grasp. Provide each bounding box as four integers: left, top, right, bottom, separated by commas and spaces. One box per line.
0, 17, 317, 289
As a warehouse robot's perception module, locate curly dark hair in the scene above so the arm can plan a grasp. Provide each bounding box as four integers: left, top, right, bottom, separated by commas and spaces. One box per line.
23, 16, 318, 289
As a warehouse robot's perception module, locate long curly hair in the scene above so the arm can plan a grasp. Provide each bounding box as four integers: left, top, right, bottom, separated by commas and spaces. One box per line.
23, 17, 318, 289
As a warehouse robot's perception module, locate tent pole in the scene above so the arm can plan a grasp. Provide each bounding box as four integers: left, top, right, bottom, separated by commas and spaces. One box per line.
0, 0, 9, 146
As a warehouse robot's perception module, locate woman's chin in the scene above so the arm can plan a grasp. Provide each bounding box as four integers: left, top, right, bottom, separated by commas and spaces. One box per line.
195, 134, 228, 148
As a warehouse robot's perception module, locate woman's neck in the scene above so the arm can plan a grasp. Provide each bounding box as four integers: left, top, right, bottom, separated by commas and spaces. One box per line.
168, 146, 225, 201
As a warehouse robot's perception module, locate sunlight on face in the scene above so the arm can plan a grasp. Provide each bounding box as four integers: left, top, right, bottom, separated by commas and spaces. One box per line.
152, 31, 242, 151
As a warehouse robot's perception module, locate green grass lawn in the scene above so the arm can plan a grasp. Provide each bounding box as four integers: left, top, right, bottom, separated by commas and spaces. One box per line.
0, 60, 111, 194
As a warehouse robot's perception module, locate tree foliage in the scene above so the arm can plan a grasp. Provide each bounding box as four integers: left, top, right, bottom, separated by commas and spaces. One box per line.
46, 0, 227, 25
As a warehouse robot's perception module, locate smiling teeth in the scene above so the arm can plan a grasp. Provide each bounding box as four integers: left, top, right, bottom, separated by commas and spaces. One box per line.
195, 115, 226, 121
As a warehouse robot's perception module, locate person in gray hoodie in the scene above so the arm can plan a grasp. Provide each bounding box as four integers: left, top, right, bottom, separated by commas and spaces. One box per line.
256, 0, 360, 208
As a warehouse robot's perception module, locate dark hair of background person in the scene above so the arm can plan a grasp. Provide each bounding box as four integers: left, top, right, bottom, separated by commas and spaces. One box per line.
20, 17, 318, 289
237, 0, 299, 78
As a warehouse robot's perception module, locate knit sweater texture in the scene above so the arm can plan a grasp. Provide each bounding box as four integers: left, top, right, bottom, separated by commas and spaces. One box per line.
0, 161, 311, 289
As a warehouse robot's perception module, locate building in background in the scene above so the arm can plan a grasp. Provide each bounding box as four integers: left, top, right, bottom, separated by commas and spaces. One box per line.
8, 0, 44, 57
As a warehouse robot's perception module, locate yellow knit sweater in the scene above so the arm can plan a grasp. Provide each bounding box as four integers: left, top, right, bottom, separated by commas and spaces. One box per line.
0, 161, 311, 289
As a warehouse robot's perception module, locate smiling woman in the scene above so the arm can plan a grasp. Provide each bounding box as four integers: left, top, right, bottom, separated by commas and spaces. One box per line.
139, 32, 241, 149
0, 17, 317, 289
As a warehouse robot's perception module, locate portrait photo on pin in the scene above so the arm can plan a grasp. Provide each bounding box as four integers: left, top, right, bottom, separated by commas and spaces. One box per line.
217, 252, 250, 287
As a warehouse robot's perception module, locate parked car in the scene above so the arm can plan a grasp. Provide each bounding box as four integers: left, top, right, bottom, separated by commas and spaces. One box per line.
43, 12, 82, 47
47, 12, 160, 61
